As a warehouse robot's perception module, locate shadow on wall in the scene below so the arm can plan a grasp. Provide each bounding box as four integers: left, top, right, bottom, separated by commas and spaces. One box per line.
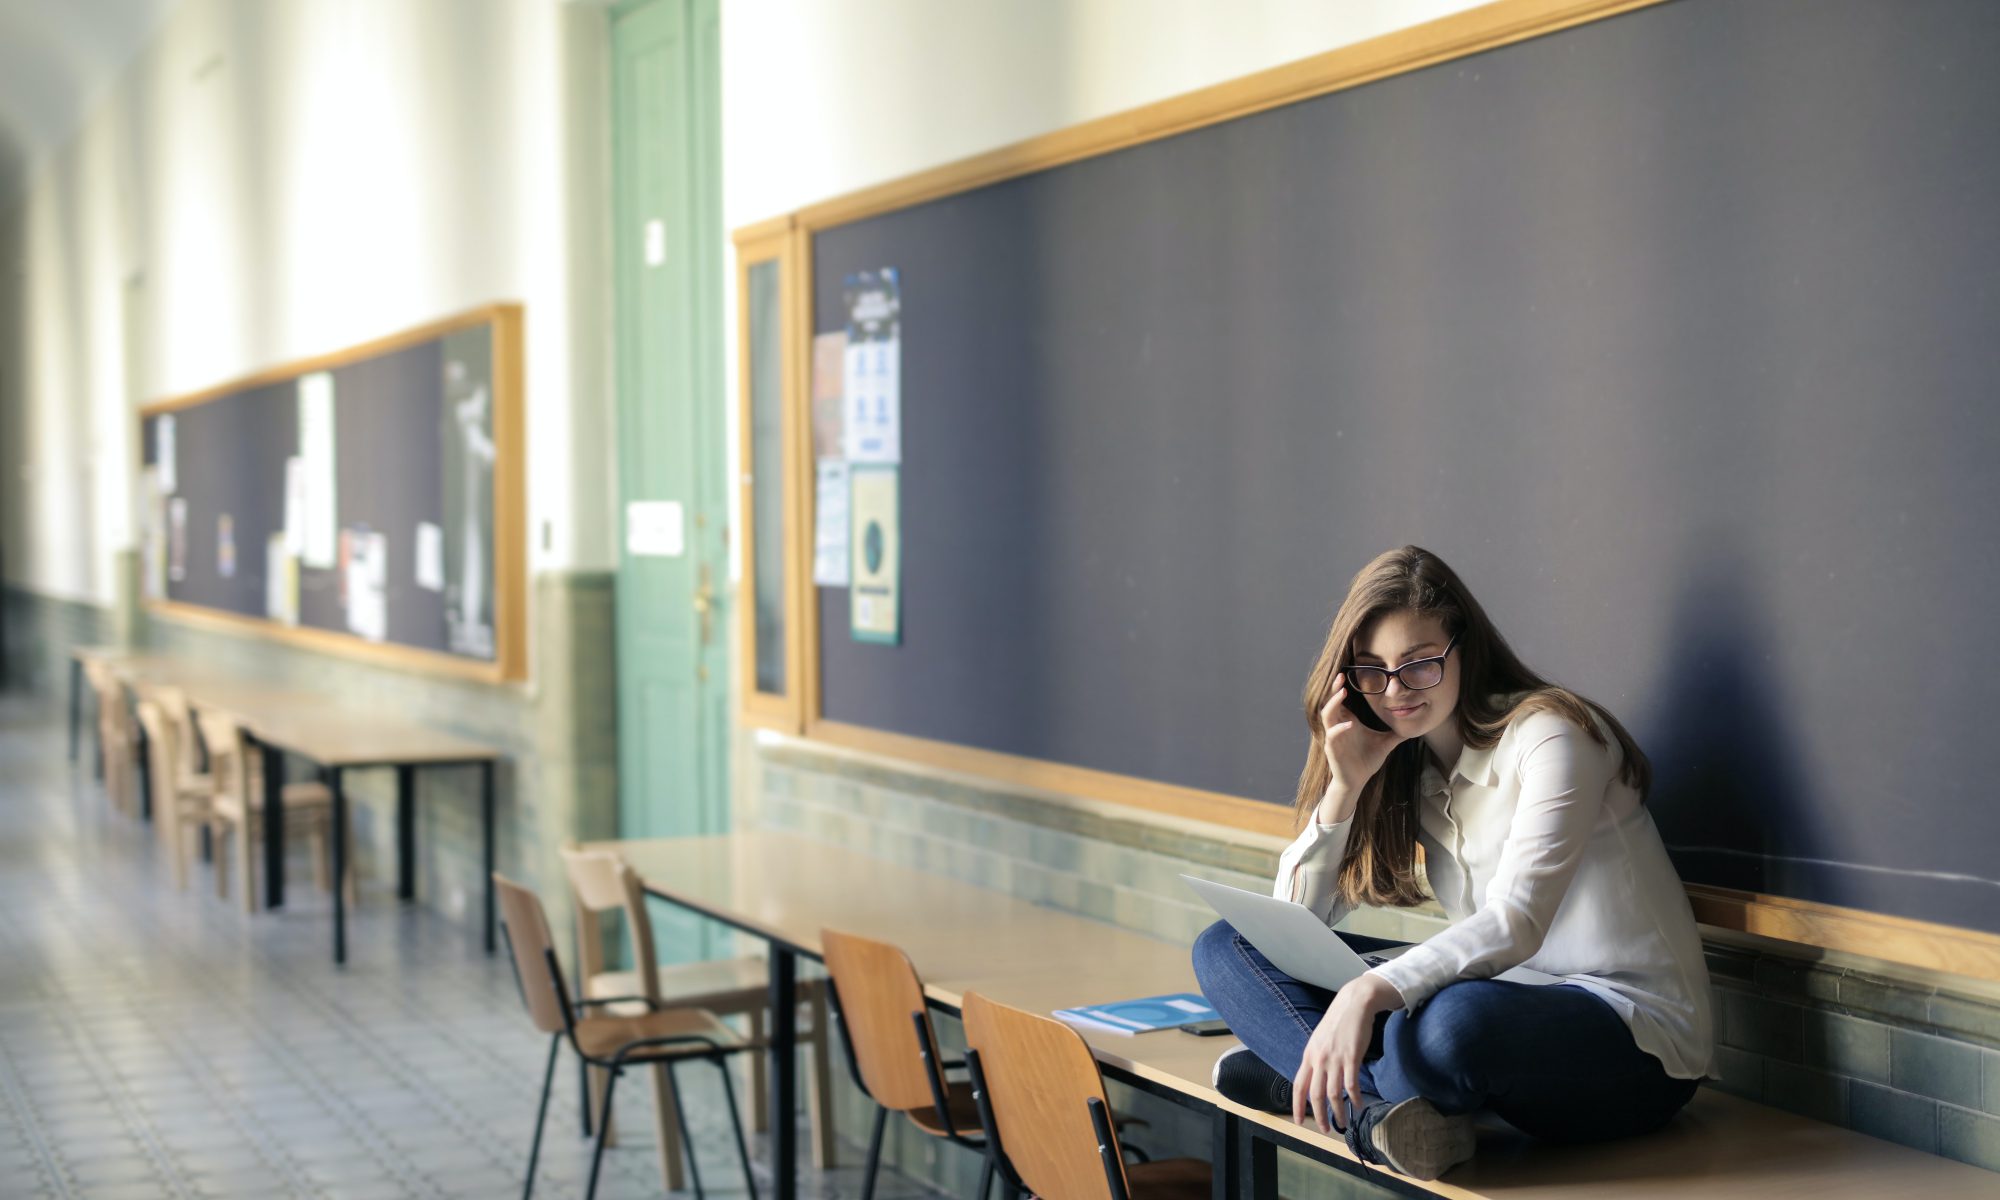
1641, 546, 1822, 897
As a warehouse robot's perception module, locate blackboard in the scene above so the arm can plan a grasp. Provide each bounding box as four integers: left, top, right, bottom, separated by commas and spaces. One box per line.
139, 305, 525, 681
809, 0, 2000, 935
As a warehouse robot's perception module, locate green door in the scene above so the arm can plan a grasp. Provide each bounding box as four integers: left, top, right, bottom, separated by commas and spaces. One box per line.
611, 0, 728, 958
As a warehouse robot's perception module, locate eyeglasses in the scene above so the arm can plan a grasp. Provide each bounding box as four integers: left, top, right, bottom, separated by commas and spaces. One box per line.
1342, 633, 1460, 695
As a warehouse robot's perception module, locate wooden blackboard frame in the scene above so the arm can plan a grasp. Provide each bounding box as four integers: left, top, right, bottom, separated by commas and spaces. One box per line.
735, 0, 2000, 982
137, 303, 529, 684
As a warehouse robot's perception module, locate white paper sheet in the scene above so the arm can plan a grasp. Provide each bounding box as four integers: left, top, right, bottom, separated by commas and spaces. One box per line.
415, 521, 445, 592
343, 527, 387, 642
298, 373, 338, 569
813, 460, 851, 586
156, 414, 178, 495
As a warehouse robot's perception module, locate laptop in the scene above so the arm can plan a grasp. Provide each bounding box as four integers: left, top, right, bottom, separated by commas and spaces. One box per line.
1180, 875, 1562, 991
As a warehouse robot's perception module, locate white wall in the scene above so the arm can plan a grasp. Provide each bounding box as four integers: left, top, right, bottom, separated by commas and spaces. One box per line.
2, 0, 1500, 605
720, 0, 1493, 228
715, 0, 1492, 578
0, 0, 616, 607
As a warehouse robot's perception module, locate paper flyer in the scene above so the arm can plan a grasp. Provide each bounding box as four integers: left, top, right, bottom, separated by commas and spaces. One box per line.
217, 514, 236, 579
848, 465, 900, 644
156, 414, 178, 495
265, 535, 299, 624
811, 331, 848, 460
342, 526, 388, 642
139, 467, 166, 599
814, 460, 851, 586
415, 522, 445, 592
298, 373, 338, 569
167, 497, 188, 583
842, 269, 901, 464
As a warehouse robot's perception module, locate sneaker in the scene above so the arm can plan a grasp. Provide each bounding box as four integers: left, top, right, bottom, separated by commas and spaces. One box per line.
1211, 1045, 1291, 1112
1347, 1096, 1476, 1180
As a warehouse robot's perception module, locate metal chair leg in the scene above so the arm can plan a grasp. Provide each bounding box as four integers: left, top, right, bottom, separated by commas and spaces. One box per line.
578, 1056, 592, 1138
861, 1104, 888, 1200
667, 1061, 707, 1200
584, 1066, 620, 1200
977, 1153, 995, 1200
715, 1055, 760, 1200
522, 1034, 559, 1200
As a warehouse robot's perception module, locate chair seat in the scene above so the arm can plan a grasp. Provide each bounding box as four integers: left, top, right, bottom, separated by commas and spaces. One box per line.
212, 783, 333, 824
906, 1079, 984, 1140
1126, 1156, 1213, 1200
583, 955, 775, 1014
573, 1006, 749, 1064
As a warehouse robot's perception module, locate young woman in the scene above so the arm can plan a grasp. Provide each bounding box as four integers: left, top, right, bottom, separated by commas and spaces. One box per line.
1191, 546, 1712, 1180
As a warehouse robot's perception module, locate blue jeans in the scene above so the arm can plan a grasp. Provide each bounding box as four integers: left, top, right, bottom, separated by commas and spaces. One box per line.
1191, 920, 1699, 1143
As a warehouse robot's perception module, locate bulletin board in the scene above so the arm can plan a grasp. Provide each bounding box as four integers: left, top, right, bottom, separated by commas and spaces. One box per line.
138, 304, 527, 682
747, 0, 2000, 978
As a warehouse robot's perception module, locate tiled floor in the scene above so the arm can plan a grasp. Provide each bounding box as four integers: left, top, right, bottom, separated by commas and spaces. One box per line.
0, 693, 940, 1200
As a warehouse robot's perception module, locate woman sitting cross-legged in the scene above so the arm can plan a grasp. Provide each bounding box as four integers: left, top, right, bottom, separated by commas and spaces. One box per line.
1192, 545, 1712, 1180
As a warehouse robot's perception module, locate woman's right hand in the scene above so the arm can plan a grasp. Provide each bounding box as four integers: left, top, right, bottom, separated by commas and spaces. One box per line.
1316, 675, 1405, 823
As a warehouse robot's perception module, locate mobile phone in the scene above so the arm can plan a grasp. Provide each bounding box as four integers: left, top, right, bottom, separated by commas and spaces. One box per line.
1178, 1019, 1232, 1036
1342, 684, 1392, 733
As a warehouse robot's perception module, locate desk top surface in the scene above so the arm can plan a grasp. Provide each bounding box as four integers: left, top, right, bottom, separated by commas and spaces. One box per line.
91, 649, 500, 766
595, 831, 1998, 1199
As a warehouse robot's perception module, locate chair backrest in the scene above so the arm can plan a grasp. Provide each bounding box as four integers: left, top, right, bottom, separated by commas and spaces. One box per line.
962, 990, 1126, 1200
133, 698, 179, 799
151, 685, 205, 786
494, 872, 571, 1036
820, 927, 943, 1112
197, 711, 248, 809
558, 844, 661, 1000
83, 662, 129, 739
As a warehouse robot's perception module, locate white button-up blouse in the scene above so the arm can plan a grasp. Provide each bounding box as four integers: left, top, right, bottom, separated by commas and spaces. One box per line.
1273, 703, 1714, 1080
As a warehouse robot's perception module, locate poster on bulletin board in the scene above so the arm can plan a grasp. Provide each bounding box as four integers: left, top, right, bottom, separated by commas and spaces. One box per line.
849, 465, 900, 644
842, 268, 900, 465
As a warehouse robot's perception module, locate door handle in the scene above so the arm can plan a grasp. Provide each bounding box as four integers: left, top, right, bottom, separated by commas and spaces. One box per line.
693, 564, 716, 645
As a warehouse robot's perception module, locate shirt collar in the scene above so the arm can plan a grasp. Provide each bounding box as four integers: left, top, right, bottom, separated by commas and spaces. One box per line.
1447, 740, 1500, 788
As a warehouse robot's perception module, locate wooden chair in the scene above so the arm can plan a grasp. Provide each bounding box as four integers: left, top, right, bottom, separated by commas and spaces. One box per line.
82, 661, 138, 815
134, 698, 214, 891
495, 872, 759, 1200
820, 927, 993, 1200
961, 991, 1210, 1200
200, 710, 351, 913
150, 686, 211, 804
559, 846, 838, 1186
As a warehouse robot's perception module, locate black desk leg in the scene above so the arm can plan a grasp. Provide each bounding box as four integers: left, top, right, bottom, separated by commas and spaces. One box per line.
330, 766, 347, 966
134, 723, 152, 821
68, 658, 81, 762
769, 946, 798, 1200
1211, 1110, 1238, 1200
1234, 1122, 1278, 1200
396, 765, 416, 901
480, 762, 495, 954
261, 741, 285, 909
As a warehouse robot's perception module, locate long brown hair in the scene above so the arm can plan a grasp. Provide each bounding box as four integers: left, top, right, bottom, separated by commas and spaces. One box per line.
1295, 546, 1652, 908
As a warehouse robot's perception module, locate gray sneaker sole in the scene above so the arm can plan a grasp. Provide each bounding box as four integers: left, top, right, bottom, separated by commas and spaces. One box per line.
1372, 1098, 1476, 1180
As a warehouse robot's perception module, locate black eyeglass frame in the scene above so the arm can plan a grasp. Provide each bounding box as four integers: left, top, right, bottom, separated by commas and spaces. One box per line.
1342, 632, 1461, 695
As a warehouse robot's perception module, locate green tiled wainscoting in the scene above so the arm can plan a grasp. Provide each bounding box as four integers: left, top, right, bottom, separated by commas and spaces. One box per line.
746, 734, 2000, 1186
2, 588, 116, 696
4, 570, 618, 930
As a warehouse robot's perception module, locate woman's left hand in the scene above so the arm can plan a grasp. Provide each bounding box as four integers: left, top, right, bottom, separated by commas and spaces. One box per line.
1292, 971, 1402, 1134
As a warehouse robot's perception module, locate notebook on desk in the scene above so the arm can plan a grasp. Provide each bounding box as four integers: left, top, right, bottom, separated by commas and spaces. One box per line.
1052, 992, 1219, 1036
1180, 875, 1562, 992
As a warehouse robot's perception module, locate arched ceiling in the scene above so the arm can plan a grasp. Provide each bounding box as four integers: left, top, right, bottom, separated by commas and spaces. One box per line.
0, 0, 181, 206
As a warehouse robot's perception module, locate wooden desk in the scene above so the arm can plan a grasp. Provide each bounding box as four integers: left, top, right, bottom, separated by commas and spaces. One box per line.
597, 832, 1999, 1200
248, 710, 502, 965
70, 646, 504, 967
